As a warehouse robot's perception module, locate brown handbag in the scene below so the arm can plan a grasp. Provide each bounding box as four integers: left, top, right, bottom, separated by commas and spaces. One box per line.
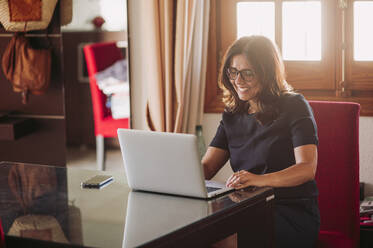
1, 33, 51, 104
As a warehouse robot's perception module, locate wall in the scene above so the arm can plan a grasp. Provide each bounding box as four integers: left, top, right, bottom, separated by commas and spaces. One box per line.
129, 0, 373, 197
359, 117, 373, 196
62, 0, 127, 31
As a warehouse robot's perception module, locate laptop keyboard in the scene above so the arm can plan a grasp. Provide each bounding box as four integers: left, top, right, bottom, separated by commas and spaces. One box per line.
206, 186, 221, 193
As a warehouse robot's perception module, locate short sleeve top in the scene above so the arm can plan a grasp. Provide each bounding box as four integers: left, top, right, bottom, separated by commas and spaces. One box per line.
210, 93, 318, 199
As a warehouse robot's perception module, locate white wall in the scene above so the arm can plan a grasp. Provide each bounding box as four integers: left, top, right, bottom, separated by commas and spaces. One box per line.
129, 0, 373, 197
202, 114, 233, 182
359, 117, 373, 196
62, 0, 127, 31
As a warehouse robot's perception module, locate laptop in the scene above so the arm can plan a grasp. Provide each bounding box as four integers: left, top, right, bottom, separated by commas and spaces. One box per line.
117, 129, 234, 199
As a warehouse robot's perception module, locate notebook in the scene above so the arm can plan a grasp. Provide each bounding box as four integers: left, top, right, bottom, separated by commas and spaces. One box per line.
117, 129, 233, 199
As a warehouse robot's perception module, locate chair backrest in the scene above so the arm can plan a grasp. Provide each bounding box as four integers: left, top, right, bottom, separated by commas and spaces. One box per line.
309, 101, 360, 246
83, 42, 123, 126
0, 218, 4, 248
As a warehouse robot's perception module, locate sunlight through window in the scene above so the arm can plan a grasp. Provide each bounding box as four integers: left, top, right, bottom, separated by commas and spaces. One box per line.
354, 1, 373, 61
236, 2, 275, 42
282, 1, 321, 61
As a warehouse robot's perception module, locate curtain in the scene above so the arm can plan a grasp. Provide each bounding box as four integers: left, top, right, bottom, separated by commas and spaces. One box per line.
144, 0, 174, 132
145, 0, 210, 134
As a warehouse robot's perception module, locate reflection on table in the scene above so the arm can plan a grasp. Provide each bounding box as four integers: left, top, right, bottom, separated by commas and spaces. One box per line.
0, 161, 274, 248
0, 162, 71, 245
124, 191, 211, 247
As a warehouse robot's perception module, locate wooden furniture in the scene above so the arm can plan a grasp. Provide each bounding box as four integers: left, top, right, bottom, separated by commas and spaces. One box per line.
0, 3, 65, 166
0, 161, 275, 248
361, 224, 373, 248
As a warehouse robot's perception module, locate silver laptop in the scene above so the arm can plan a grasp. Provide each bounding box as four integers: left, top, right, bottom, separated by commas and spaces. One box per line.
117, 129, 233, 199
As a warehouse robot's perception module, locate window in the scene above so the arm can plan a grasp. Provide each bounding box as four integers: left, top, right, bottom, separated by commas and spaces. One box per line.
205, 0, 373, 115
345, 0, 373, 100
282, 1, 321, 61
236, 2, 275, 41
353, 1, 373, 61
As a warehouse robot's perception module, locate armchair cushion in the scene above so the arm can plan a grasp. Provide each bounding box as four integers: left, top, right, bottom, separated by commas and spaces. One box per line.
317, 231, 353, 248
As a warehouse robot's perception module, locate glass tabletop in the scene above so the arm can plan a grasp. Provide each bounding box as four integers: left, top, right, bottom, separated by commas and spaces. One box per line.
0, 161, 271, 248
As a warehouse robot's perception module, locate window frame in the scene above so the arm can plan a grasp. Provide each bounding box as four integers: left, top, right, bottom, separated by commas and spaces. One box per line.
346, 0, 373, 90
204, 0, 373, 116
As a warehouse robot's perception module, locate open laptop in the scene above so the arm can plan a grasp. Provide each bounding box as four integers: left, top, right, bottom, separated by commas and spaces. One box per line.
117, 129, 233, 199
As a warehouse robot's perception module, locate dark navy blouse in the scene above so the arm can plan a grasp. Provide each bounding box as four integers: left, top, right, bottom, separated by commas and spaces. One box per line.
210, 93, 319, 199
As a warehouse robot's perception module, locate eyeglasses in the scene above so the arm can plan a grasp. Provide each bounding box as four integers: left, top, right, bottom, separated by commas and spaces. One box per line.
226, 67, 255, 82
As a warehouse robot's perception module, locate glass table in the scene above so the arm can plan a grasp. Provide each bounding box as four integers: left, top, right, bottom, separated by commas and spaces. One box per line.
0, 161, 274, 248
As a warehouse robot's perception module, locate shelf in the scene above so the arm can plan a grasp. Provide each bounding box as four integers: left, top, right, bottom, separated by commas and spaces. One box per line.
0, 117, 35, 140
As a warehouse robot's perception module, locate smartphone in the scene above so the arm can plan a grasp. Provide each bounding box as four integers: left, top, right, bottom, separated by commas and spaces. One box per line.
81, 175, 114, 189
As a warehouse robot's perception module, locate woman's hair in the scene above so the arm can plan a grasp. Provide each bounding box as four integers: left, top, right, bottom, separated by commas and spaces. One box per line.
218, 35, 293, 124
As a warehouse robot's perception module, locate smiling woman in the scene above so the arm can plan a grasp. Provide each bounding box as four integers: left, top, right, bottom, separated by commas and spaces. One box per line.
218, 36, 293, 124
202, 36, 320, 248
226, 55, 259, 103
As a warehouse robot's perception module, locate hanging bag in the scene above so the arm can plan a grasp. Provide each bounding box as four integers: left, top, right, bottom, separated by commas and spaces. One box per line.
1, 33, 51, 104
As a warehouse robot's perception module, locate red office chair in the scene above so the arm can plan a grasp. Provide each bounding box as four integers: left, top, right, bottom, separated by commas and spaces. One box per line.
309, 101, 360, 248
84, 42, 130, 170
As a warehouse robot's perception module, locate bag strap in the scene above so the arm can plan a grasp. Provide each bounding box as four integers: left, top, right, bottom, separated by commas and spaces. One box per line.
18, 25, 28, 104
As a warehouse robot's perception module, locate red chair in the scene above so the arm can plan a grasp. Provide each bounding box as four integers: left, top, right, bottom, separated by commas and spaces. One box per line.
0, 218, 4, 248
84, 42, 130, 170
309, 101, 360, 248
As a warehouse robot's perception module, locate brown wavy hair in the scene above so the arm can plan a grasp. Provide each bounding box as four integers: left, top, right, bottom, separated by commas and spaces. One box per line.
218, 36, 293, 124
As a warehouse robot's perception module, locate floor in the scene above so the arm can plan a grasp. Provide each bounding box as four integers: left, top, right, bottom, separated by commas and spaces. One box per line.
66, 146, 124, 171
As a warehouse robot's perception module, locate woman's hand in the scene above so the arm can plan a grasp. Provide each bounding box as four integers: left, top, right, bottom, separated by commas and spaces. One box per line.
226, 145, 318, 189
226, 170, 263, 189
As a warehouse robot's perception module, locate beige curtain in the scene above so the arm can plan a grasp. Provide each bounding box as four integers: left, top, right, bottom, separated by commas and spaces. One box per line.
144, 0, 174, 132
145, 0, 210, 133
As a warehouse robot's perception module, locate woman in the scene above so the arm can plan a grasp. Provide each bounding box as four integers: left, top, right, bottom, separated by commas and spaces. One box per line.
202, 36, 320, 248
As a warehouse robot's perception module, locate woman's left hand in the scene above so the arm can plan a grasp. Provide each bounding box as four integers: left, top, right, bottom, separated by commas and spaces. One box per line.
226, 170, 263, 189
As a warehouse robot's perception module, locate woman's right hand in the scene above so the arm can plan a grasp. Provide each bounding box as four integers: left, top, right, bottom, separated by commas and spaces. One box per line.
226, 170, 264, 189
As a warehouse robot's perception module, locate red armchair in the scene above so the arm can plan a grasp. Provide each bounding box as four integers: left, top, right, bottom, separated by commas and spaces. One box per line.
84, 42, 130, 170
309, 101, 360, 248
0, 218, 4, 248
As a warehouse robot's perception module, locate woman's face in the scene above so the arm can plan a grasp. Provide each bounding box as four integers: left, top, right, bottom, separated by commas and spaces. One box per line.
228, 54, 261, 101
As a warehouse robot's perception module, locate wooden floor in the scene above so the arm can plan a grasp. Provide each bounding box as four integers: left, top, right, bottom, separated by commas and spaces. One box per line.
66, 146, 124, 171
